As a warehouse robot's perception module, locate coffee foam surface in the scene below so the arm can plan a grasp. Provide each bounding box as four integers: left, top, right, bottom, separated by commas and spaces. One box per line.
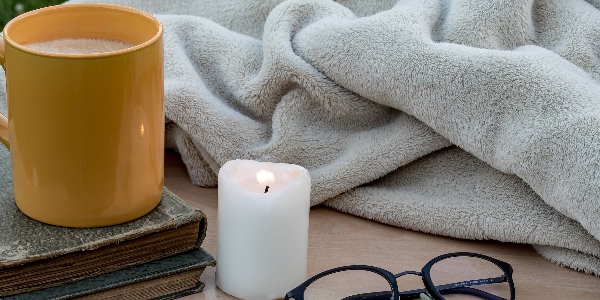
25, 38, 134, 54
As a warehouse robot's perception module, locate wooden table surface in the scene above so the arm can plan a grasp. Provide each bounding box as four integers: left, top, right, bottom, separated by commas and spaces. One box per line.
163, 150, 600, 300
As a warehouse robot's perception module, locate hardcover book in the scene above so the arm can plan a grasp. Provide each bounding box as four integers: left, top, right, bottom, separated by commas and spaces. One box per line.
0, 147, 208, 297
5, 248, 216, 300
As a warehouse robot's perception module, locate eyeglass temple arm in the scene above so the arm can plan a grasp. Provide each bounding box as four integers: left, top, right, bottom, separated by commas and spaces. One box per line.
342, 276, 507, 300
343, 287, 503, 300
432, 275, 507, 294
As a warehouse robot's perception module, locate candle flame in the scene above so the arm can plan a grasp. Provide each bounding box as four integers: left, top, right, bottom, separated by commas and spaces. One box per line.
256, 169, 275, 186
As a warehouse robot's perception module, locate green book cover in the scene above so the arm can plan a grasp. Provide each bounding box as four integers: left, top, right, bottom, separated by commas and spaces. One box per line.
4, 247, 216, 300
0, 146, 209, 296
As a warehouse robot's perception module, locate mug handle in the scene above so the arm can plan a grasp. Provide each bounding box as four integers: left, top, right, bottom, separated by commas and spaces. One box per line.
0, 37, 10, 150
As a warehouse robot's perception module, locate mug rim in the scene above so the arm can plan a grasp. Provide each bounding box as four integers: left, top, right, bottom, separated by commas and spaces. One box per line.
2, 3, 163, 59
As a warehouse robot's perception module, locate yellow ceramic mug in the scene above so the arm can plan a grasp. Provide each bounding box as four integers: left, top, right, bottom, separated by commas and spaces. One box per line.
0, 4, 164, 227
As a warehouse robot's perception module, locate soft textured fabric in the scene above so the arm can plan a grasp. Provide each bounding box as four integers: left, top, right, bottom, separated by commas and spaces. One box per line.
2, 0, 600, 275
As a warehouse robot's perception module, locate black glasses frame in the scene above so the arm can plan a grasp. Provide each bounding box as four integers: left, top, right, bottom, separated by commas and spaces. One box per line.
285, 252, 515, 300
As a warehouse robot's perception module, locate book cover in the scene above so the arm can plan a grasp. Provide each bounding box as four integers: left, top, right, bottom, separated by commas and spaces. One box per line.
0, 146, 208, 296
4, 247, 216, 300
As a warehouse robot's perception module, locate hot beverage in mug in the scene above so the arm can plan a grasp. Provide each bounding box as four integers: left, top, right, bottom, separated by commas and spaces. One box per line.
25, 38, 134, 54
0, 4, 164, 227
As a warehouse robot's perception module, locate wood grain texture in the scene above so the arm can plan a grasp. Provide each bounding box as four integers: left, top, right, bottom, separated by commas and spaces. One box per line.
164, 150, 600, 300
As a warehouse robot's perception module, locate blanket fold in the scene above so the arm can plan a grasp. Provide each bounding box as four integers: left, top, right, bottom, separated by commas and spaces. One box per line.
2, 0, 600, 275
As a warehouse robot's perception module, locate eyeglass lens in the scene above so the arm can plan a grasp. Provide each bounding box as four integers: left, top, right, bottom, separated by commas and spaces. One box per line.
428, 255, 511, 299
302, 269, 394, 299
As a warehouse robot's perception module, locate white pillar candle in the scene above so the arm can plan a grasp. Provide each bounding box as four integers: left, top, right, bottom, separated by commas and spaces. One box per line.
216, 159, 311, 300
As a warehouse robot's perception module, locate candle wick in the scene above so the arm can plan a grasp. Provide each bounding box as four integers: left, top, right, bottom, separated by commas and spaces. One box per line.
264, 186, 270, 193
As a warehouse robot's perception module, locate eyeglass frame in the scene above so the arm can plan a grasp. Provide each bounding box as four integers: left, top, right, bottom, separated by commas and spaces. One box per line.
284, 252, 515, 300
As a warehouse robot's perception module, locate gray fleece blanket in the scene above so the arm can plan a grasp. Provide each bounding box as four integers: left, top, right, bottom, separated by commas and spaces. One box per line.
2, 0, 600, 275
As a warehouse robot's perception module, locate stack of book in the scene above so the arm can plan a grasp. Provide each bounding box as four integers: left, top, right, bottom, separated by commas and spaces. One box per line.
0, 147, 215, 299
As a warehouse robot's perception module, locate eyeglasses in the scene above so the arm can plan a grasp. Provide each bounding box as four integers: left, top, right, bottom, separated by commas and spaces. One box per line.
285, 252, 515, 300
